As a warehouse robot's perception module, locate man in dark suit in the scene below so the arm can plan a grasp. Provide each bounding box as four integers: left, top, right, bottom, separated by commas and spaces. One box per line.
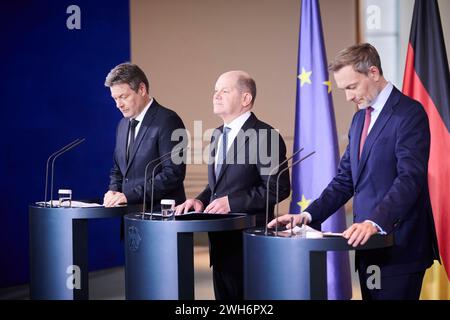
268, 43, 439, 300
176, 70, 291, 300
103, 63, 186, 211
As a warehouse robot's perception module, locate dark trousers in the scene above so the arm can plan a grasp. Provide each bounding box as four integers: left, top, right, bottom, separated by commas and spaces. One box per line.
212, 269, 243, 300
358, 270, 425, 300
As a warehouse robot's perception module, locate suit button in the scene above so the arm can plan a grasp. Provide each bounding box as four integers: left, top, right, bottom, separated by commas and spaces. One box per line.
125, 178, 129, 183
214, 193, 217, 196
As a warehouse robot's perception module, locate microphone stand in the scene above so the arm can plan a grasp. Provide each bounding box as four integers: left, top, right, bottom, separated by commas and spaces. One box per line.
264, 148, 303, 235
44, 138, 85, 208
149, 160, 166, 219
274, 150, 315, 235
50, 138, 85, 207
141, 146, 188, 218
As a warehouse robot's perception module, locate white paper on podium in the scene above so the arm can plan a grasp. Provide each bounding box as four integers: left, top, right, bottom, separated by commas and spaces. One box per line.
279, 225, 343, 238
35, 200, 103, 208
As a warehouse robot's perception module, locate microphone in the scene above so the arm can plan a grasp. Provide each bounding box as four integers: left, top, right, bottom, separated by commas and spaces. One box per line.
43, 138, 85, 208
264, 148, 304, 235
141, 146, 188, 217
49, 138, 85, 207
274, 150, 315, 235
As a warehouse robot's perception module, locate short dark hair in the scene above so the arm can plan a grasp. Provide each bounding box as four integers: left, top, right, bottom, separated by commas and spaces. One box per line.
237, 75, 257, 106
104, 62, 150, 93
328, 43, 383, 75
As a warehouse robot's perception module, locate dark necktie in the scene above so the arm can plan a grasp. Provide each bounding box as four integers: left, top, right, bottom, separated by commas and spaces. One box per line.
215, 126, 230, 178
359, 106, 373, 159
127, 119, 139, 163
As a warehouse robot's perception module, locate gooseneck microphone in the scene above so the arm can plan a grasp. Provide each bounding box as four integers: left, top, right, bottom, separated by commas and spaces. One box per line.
264, 148, 304, 235
274, 150, 315, 235
141, 146, 188, 217
50, 138, 85, 207
44, 138, 85, 208
149, 157, 171, 218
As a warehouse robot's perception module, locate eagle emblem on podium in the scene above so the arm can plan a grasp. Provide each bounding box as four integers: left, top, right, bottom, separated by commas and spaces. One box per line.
128, 226, 142, 252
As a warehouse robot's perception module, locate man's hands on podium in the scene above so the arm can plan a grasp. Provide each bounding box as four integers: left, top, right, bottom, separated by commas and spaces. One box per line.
103, 190, 127, 207
175, 199, 204, 215
268, 213, 378, 247
267, 212, 311, 229
175, 196, 231, 215
343, 222, 378, 247
204, 196, 230, 214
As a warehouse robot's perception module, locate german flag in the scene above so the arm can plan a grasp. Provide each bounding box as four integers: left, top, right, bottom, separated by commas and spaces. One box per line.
403, 0, 450, 287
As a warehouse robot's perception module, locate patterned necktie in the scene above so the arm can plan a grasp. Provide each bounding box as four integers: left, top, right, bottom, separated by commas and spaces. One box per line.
127, 119, 139, 163
359, 106, 373, 159
215, 126, 230, 178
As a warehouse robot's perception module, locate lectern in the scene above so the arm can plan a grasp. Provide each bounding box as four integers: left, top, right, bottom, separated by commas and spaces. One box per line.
244, 227, 394, 300
29, 205, 126, 300
124, 213, 255, 300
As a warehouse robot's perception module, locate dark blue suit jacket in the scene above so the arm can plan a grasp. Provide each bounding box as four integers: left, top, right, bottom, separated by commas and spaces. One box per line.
307, 87, 439, 276
109, 99, 186, 211
197, 113, 291, 271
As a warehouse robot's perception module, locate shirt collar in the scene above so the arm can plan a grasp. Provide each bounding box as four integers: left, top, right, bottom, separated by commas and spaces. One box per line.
134, 98, 153, 123
370, 82, 393, 113
223, 111, 251, 132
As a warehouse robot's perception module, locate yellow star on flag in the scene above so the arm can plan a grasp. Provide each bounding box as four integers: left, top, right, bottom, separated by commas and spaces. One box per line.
323, 80, 332, 93
298, 67, 312, 87
297, 194, 311, 212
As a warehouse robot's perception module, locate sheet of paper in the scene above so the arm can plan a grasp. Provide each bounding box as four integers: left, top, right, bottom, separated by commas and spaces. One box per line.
35, 200, 103, 208
279, 225, 324, 238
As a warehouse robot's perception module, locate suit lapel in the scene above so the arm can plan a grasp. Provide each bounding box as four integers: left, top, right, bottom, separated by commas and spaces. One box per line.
125, 101, 159, 174
214, 113, 257, 187
354, 88, 400, 185
208, 128, 221, 189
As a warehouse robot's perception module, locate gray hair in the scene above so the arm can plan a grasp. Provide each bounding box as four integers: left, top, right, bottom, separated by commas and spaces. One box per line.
104, 62, 150, 93
237, 75, 257, 106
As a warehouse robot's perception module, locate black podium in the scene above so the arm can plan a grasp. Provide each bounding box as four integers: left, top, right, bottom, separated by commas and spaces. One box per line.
244, 228, 394, 300
29, 205, 126, 300
124, 212, 255, 300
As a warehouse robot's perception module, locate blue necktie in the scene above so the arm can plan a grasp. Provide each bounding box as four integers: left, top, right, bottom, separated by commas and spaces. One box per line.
215, 126, 230, 178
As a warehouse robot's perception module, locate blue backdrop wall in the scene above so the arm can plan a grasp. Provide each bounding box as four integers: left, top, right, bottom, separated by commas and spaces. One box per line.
0, 0, 130, 287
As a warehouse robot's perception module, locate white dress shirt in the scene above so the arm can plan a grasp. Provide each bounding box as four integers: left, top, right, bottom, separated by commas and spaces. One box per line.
367, 82, 393, 134
128, 98, 153, 144
214, 111, 251, 172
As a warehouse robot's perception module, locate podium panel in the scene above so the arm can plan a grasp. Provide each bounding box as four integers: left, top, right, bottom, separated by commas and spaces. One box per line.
29, 205, 126, 300
244, 228, 394, 300
124, 213, 255, 300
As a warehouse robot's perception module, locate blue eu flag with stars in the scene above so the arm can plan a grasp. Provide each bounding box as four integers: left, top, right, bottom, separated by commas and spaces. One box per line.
289, 0, 352, 300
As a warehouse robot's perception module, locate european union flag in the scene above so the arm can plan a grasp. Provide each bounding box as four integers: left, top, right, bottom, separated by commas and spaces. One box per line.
289, 0, 352, 300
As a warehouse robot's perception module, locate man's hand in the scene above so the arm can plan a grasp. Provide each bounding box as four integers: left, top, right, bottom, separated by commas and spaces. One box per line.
267, 212, 311, 229
175, 199, 204, 215
103, 190, 127, 207
343, 222, 378, 247
203, 196, 230, 214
